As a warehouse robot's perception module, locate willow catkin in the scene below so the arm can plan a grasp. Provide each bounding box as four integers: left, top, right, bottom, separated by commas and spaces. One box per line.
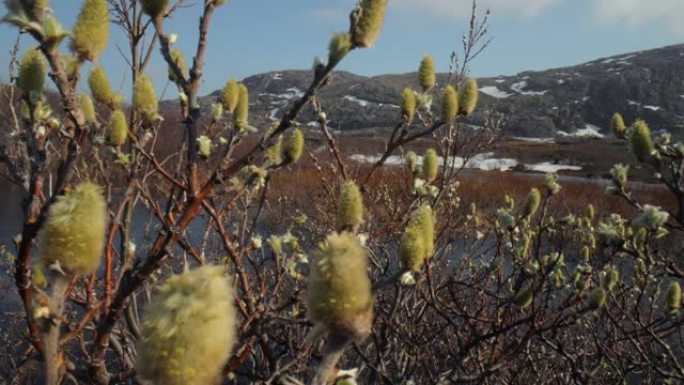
307, 232, 373, 341
418, 54, 436, 92
337, 181, 364, 228
350, 0, 387, 48
458, 77, 479, 116
220, 78, 239, 113
400, 88, 416, 120
441, 85, 458, 123
284, 128, 304, 163
630, 120, 654, 162
70, 0, 109, 62
136, 266, 236, 385
40, 182, 106, 275
17, 48, 46, 98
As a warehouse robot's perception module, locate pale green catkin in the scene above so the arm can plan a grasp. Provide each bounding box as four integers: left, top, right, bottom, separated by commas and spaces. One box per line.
307, 232, 373, 341
137, 266, 236, 385
233, 83, 249, 129
328, 32, 352, 65
107, 110, 128, 146
350, 0, 387, 48
40, 182, 106, 275
522, 188, 541, 218
88, 66, 120, 108
630, 120, 654, 162
220, 78, 239, 113
284, 128, 304, 163
611, 112, 626, 138
168, 49, 187, 83
79, 93, 96, 123
400, 88, 416, 120
133, 74, 158, 119
665, 281, 682, 311
70, 0, 109, 62
17, 48, 46, 98
337, 181, 364, 228
398, 205, 435, 271
418, 54, 436, 92
422, 148, 439, 182
458, 77, 478, 116
441, 85, 458, 123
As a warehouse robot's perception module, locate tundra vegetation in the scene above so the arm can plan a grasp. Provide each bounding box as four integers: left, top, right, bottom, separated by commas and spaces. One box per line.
0, 1, 683, 384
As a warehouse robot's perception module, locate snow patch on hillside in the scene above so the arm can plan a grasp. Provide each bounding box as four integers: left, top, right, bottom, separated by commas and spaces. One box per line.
480, 86, 513, 99
349, 153, 582, 173
511, 80, 548, 96
644, 105, 663, 111
557, 124, 605, 139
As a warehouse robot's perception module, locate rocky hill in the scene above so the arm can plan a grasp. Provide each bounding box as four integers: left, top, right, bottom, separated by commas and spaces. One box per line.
197, 43, 684, 138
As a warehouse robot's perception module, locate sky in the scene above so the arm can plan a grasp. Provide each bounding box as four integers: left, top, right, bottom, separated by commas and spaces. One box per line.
1, 0, 683, 97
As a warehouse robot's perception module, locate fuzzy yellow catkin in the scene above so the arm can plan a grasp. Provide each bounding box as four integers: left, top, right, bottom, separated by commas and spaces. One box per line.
398, 205, 435, 271
422, 148, 439, 182
284, 128, 304, 163
350, 0, 387, 48
337, 181, 364, 228
458, 77, 479, 116
665, 281, 682, 311
400, 88, 416, 120
40, 182, 106, 275
133, 74, 158, 118
70, 0, 109, 62
88, 66, 119, 108
18, 48, 46, 98
522, 188, 541, 218
79, 93, 96, 123
264, 135, 283, 165
136, 266, 236, 385
406, 151, 417, 172
603, 265, 619, 291
328, 32, 352, 65
168, 49, 187, 83
307, 232, 373, 341
233, 83, 249, 129
107, 110, 128, 146
514, 285, 534, 308
220, 78, 239, 113
441, 85, 458, 123
587, 287, 607, 310
418, 54, 436, 92
630, 120, 654, 162
611, 112, 626, 138
140, 0, 168, 18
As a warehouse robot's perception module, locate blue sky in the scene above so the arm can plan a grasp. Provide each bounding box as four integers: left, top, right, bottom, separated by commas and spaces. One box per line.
1, 0, 683, 96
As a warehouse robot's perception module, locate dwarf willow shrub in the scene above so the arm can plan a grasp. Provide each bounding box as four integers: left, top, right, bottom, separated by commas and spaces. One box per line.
40, 182, 106, 275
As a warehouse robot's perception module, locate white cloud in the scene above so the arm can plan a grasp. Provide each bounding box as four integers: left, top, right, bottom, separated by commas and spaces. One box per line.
592, 0, 684, 36
392, 0, 563, 19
